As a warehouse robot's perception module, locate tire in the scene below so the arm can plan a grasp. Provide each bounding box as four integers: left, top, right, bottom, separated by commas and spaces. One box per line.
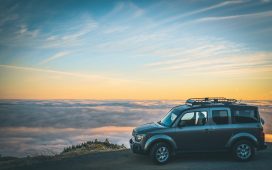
232, 140, 255, 161
150, 142, 171, 165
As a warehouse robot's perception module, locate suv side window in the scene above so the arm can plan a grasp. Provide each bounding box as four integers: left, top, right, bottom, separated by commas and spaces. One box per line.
232, 108, 258, 123
178, 111, 207, 127
212, 110, 229, 125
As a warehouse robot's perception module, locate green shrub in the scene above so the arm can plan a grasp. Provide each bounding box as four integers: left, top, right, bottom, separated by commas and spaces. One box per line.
61, 139, 126, 154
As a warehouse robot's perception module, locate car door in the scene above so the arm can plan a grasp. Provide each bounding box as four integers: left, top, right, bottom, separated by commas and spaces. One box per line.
207, 107, 234, 150
173, 108, 212, 152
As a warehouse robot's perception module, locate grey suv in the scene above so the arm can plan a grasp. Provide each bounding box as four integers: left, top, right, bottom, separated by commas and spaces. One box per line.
129, 97, 267, 164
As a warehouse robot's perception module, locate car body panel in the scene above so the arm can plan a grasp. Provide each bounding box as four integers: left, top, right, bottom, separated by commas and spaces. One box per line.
205, 107, 234, 149
144, 134, 177, 151
172, 108, 212, 151
226, 132, 258, 147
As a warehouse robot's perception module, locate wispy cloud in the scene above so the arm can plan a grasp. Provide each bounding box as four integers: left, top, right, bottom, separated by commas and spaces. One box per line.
128, 2, 145, 18
144, 36, 271, 76
42, 15, 98, 48
101, 2, 125, 21
0, 64, 146, 84
147, 52, 272, 77
0, 64, 106, 80
0, 14, 18, 27
102, 1, 144, 21
103, 26, 129, 34
39, 51, 71, 64
152, 0, 246, 26
195, 10, 272, 22
0, 2, 19, 27
180, 0, 245, 17
0, 12, 98, 49
261, 0, 271, 3
61, 21, 97, 41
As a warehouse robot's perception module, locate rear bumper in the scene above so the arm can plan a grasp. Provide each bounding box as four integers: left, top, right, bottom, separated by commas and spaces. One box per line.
129, 138, 145, 154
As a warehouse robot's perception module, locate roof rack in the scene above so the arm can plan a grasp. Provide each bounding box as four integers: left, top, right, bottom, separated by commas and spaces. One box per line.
186, 97, 237, 106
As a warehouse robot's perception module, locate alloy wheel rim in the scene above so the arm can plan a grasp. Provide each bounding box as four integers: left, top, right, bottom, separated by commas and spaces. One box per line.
236, 143, 251, 160
156, 146, 169, 162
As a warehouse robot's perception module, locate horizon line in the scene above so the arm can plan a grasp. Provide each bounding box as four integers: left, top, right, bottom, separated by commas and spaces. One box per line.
0, 98, 271, 101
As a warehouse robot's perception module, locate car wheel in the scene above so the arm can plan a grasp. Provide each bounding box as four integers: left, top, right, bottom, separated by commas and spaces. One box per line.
150, 142, 171, 164
232, 140, 255, 161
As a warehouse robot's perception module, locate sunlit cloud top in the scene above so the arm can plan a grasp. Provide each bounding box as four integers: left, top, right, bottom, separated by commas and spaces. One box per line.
0, 0, 271, 99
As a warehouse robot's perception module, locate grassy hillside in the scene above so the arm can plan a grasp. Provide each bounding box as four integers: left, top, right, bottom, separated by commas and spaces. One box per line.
60, 139, 126, 156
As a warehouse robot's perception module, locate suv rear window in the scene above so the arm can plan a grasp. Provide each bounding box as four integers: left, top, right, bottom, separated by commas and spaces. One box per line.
212, 110, 229, 124
232, 108, 258, 123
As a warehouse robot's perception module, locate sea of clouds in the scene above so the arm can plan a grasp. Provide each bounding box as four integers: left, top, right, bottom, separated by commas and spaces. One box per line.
0, 100, 271, 157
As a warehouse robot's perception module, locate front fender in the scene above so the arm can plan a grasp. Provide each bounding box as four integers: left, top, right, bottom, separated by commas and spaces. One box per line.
144, 134, 177, 151
226, 133, 258, 148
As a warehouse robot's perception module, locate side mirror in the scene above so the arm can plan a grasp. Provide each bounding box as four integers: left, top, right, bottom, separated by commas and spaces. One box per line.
261, 118, 265, 125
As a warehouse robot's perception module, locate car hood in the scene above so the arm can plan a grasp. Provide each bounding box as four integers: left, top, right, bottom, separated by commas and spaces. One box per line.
133, 122, 165, 134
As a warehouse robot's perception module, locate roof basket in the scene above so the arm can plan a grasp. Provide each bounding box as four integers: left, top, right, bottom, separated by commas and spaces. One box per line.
186, 97, 237, 106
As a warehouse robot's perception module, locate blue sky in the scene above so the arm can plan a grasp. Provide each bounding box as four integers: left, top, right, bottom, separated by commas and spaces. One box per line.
0, 0, 271, 99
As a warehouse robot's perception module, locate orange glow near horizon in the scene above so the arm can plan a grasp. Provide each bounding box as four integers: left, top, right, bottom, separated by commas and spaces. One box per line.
0, 64, 271, 100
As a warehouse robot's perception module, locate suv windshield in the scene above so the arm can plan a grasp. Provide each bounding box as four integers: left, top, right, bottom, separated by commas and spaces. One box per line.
159, 109, 179, 127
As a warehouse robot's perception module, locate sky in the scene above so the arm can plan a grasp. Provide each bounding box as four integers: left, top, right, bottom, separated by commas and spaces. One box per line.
0, 0, 271, 100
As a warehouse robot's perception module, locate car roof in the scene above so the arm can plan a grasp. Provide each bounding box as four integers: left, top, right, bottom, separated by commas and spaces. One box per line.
172, 98, 258, 116
173, 103, 258, 115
